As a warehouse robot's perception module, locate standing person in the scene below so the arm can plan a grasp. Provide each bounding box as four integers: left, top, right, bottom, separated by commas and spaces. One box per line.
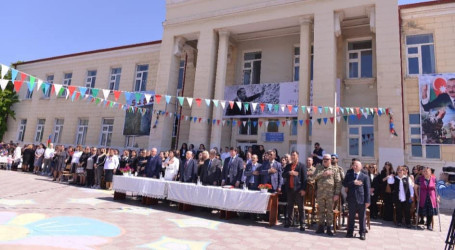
163, 150, 180, 181
200, 150, 222, 186
86, 147, 97, 188
179, 151, 198, 183
221, 147, 244, 188
13, 143, 22, 171
414, 167, 439, 231
257, 145, 265, 164
42, 143, 54, 176
136, 149, 148, 176
380, 162, 395, 221
220, 147, 230, 162
196, 144, 206, 160
78, 146, 90, 186
343, 160, 370, 240
33, 144, 45, 174
179, 143, 188, 161
53, 145, 69, 182
93, 148, 106, 189
118, 150, 131, 175
306, 157, 316, 183
145, 148, 162, 179
388, 166, 414, 228
244, 154, 261, 190
104, 149, 119, 190
22, 144, 34, 172
70, 146, 83, 184
331, 154, 345, 216
258, 150, 282, 193
129, 150, 138, 174
368, 164, 381, 219
282, 151, 307, 231
313, 154, 341, 236
312, 142, 325, 166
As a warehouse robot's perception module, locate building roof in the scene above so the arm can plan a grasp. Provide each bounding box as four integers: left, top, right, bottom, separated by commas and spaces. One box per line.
399, 0, 455, 10
14, 40, 162, 67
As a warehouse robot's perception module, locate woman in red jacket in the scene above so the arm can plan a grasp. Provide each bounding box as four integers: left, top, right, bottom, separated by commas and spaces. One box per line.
414, 167, 439, 230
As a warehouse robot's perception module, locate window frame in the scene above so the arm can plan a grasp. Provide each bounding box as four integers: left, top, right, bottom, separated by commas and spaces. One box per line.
405, 33, 435, 76
42, 75, 54, 99
99, 118, 114, 147
408, 114, 440, 159
17, 119, 27, 142
53, 118, 64, 144
75, 119, 89, 145
347, 116, 375, 158
34, 119, 46, 143
346, 38, 374, 79
109, 67, 122, 92
60, 72, 72, 98
85, 70, 97, 95
134, 64, 149, 92
242, 50, 262, 85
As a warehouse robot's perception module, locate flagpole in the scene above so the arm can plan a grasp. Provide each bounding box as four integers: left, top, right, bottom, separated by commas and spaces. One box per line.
334, 92, 337, 154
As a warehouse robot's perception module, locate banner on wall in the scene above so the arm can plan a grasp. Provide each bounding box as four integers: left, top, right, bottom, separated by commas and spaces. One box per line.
123, 91, 155, 136
224, 82, 299, 118
419, 74, 455, 145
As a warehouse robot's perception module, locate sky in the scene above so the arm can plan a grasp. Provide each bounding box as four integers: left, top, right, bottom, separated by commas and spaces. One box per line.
0, 0, 432, 66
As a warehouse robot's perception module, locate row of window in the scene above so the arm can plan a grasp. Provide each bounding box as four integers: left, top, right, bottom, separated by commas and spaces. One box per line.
25, 65, 149, 99
17, 118, 115, 147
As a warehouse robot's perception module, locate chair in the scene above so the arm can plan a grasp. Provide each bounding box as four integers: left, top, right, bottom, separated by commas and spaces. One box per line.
304, 182, 316, 227
61, 164, 72, 181
333, 196, 342, 232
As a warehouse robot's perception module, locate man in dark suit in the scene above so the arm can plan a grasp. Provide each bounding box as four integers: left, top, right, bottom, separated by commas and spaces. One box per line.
221, 147, 244, 188
282, 151, 307, 231
145, 148, 162, 179
200, 149, 222, 186
343, 160, 370, 240
225, 87, 264, 116
421, 78, 455, 111
243, 154, 261, 190
179, 151, 198, 183
258, 150, 282, 193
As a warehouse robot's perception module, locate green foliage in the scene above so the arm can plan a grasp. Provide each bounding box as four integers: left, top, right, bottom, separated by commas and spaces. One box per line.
0, 64, 20, 141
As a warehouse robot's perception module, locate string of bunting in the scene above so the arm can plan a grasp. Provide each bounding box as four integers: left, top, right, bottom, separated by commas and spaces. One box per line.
0, 64, 398, 136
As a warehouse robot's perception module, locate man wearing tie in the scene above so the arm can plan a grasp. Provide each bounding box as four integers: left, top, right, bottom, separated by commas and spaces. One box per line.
258, 150, 282, 193
221, 147, 244, 188
179, 151, 198, 183
200, 149, 222, 186
343, 160, 370, 240
145, 148, 162, 179
282, 151, 307, 231
243, 154, 261, 190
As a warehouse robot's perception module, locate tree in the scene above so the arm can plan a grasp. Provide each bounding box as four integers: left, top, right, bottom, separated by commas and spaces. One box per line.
0, 64, 20, 141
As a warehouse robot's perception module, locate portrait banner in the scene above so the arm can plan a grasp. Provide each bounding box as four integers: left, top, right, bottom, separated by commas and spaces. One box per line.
123, 90, 155, 136
223, 82, 299, 118
419, 74, 455, 145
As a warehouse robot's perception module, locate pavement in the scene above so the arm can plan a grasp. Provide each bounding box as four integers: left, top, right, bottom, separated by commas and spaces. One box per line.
0, 170, 452, 250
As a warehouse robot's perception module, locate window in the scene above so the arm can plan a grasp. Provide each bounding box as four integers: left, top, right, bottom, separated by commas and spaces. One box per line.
34, 119, 46, 143
76, 119, 88, 145
125, 136, 136, 148
290, 119, 298, 136
53, 119, 64, 144
406, 34, 435, 75
239, 118, 258, 135
109, 68, 121, 92
177, 60, 185, 91
85, 70, 97, 95
100, 118, 114, 146
243, 52, 261, 85
409, 114, 440, 159
134, 65, 148, 91
17, 119, 27, 142
61, 73, 72, 97
348, 116, 374, 157
347, 40, 373, 78
267, 119, 279, 133
294, 47, 300, 81
43, 75, 53, 98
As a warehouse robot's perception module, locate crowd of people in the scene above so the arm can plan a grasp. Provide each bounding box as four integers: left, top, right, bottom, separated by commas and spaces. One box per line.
0, 141, 449, 240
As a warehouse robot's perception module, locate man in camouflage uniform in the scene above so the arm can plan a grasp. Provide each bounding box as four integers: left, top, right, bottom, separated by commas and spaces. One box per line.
331, 154, 345, 226
313, 154, 341, 236
306, 157, 316, 183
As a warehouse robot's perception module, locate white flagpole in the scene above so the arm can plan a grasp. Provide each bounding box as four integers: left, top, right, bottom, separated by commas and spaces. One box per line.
334, 92, 337, 154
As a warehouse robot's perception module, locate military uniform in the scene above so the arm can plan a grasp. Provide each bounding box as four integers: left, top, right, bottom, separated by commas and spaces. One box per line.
314, 163, 341, 229
307, 165, 316, 183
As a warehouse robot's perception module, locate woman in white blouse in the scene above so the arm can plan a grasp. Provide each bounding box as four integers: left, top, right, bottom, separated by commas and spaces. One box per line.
104, 149, 119, 190
163, 150, 179, 181
70, 145, 83, 184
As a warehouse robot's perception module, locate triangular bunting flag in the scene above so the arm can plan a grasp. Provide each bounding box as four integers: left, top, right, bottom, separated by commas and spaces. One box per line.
67, 86, 76, 97
260, 103, 265, 112
299, 120, 303, 126
75, 92, 80, 100
220, 100, 226, 109
265, 121, 269, 128
134, 93, 142, 104
280, 104, 285, 113
318, 106, 323, 114
242, 121, 247, 127
286, 120, 291, 126
195, 98, 202, 107
340, 107, 345, 114
222, 120, 226, 126
144, 94, 152, 104
102, 89, 110, 100
236, 101, 242, 110
313, 106, 318, 114
324, 107, 329, 114
113, 90, 121, 101
259, 121, 263, 127
253, 121, 257, 127
14, 81, 23, 92
337, 116, 341, 123
155, 94, 162, 104
287, 105, 293, 113
11, 69, 18, 81
301, 106, 306, 114
267, 103, 273, 111
0, 79, 8, 90
79, 87, 87, 97
244, 103, 249, 111
53, 84, 62, 96
213, 99, 219, 107
1, 65, 9, 79
329, 107, 333, 114
306, 119, 310, 126
123, 91, 131, 102
229, 101, 234, 109
205, 99, 211, 107
307, 107, 311, 114
317, 118, 322, 125
187, 97, 193, 107
92, 88, 99, 98
20, 72, 27, 81
29, 76, 36, 90
71, 91, 76, 102
323, 118, 328, 124
177, 97, 184, 106
36, 79, 43, 91
274, 104, 280, 112
26, 81, 34, 92
329, 117, 334, 123
165, 95, 171, 104
251, 102, 258, 112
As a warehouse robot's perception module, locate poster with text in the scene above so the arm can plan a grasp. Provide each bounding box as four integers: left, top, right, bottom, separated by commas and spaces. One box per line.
419, 74, 455, 145
223, 82, 299, 118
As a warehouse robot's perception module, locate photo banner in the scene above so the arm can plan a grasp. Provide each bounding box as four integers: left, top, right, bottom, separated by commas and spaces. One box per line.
419, 74, 455, 145
223, 82, 298, 118
123, 90, 155, 136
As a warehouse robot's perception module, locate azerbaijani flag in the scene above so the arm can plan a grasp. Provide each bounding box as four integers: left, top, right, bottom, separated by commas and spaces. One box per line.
47, 135, 52, 147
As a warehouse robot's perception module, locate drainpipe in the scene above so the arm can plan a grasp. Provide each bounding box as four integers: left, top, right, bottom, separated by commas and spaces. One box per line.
175, 53, 188, 149
398, 7, 406, 152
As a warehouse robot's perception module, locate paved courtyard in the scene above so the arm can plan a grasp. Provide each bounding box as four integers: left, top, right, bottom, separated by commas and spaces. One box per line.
0, 170, 451, 249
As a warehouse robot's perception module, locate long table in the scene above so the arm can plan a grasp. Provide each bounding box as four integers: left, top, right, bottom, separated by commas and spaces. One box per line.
112, 176, 278, 226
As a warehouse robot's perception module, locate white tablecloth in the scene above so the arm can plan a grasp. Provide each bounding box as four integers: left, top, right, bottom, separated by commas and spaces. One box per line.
167, 182, 271, 214
113, 176, 167, 199
0, 157, 8, 164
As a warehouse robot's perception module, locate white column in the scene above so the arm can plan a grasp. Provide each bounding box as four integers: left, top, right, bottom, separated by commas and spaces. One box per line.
148, 35, 184, 151
188, 29, 218, 147
210, 30, 230, 149
297, 17, 312, 157
375, 1, 404, 166
312, 10, 337, 154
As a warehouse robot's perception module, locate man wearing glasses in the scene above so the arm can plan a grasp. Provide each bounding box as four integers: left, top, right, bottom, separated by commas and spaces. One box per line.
313, 154, 341, 236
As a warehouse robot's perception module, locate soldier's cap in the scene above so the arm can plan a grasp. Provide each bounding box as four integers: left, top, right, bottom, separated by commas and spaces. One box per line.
331, 154, 338, 159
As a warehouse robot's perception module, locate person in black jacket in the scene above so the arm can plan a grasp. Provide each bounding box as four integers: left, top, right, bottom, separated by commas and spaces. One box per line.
282, 151, 307, 231
388, 165, 414, 228
343, 160, 370, 240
